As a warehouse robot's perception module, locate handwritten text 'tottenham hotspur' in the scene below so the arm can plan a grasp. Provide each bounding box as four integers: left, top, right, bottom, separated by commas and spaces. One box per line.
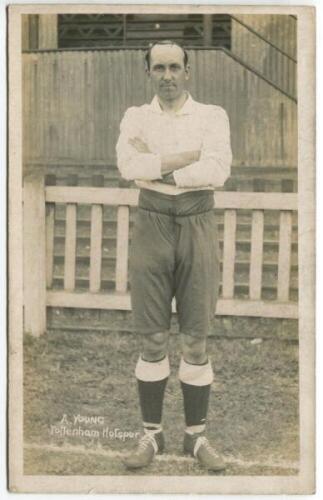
50, 414, 140, 441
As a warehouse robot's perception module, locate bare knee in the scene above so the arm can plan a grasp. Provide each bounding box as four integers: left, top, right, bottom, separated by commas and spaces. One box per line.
142, 332, 169, 361
182, 335, 207, 364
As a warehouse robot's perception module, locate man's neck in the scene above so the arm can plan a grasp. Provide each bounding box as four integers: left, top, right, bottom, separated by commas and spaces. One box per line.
158, 92, 188, 114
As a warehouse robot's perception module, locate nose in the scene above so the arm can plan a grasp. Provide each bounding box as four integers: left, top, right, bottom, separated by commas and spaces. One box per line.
163, 68, 172, 81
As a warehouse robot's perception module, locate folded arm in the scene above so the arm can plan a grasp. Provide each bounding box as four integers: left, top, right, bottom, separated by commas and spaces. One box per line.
116, 108, 162, 181
160, 150, 200, 175
128, 137, 200, 176
173, 107, 232, 189
116, 107, 200, 182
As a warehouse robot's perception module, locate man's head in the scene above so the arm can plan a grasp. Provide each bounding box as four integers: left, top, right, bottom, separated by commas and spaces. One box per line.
145, 41, 190, 103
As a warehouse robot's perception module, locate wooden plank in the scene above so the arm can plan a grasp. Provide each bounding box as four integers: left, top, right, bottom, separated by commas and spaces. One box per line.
217, 298, 298, 319
89, 174, 104, 292
38, 14, 58, 50
115, 206, 130, 292
28, 15, 39, 50
23, 174, 47, 336
215, 191, 298, 210
64, 203, 77, 291
249, 210, 264, 300
222, 209, 237, 299
23, 57, 32, 165
46, 203, 55, 288
45, 187, 298, 211
47, 290, 131, 310
203, 15, 213, 45
45, 186, 140, 206
89, 204, 103, 292
277, 211, 293, 301
46, 291, 298, 319
21, 15, 30, 51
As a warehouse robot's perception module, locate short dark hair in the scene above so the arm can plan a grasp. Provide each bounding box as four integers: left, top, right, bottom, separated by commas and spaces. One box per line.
145, 40, 189, 71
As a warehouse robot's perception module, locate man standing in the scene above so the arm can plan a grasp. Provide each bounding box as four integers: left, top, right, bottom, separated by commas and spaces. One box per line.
116, 40, 232, 471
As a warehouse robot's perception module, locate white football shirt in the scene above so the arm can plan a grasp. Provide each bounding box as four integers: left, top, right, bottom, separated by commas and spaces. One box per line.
116, 93, 232, 195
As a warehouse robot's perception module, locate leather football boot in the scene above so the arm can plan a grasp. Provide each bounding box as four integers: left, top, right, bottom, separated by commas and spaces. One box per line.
183, 432, 226, 472
122, 431, 165, 469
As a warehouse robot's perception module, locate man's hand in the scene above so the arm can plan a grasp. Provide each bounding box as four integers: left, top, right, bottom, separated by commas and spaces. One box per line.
161, 172, 176, 185
128, 137, 200, 179
161, 150, 201, 175
129, 137, 151, 154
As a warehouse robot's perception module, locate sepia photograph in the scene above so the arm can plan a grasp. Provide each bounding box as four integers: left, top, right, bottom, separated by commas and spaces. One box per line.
8, 4, 315, 494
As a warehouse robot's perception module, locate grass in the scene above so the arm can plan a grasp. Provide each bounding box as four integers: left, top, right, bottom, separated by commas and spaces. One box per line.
23, 327, 299, 476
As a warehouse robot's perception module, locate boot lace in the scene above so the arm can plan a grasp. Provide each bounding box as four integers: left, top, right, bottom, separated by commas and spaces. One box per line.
137, 433, 157, 453
195, 436, 220, 458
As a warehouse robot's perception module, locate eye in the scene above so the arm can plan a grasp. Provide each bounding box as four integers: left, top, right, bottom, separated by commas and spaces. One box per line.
152, 65, 164, 72
170, 64, 181, 71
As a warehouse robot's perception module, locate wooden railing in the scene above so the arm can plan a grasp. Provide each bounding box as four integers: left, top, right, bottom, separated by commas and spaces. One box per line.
23, 179, 298, 336
230, 15, 297, 99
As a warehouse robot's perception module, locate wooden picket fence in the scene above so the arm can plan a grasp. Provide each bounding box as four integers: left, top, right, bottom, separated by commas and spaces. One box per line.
23, 175, 298, 336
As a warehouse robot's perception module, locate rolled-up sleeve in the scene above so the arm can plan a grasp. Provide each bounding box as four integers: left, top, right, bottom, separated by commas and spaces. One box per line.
173, 107, 232, 188
116, 107, 162, 181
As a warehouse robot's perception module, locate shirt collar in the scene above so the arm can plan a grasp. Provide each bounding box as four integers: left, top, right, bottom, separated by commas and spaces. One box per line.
149, 92, 195, 116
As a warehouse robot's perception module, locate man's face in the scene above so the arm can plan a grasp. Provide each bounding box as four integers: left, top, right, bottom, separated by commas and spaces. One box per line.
148, 44, 189, 102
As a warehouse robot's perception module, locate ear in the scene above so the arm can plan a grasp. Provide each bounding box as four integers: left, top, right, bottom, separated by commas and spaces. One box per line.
185, 64, 190, 80
145, 64, 151, 78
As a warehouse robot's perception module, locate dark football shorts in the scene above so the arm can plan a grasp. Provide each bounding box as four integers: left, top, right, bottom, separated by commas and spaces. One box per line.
129, 188, 220, 338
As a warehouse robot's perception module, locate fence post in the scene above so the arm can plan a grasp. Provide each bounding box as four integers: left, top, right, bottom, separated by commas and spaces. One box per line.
64, 174, 78, 291
203, 15, 213, 45
23, 170, 47, 336
89, 175, 104, 292
38, 14, 58, 50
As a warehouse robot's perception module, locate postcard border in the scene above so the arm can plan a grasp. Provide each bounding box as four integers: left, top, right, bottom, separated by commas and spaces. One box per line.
8, 3, 315, 494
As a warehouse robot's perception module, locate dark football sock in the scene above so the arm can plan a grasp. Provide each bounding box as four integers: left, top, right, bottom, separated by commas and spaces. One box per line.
137, 378, 168, 425
179, 357, 214, 428
135, 355, 170, 427
180, 382, 210, 427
